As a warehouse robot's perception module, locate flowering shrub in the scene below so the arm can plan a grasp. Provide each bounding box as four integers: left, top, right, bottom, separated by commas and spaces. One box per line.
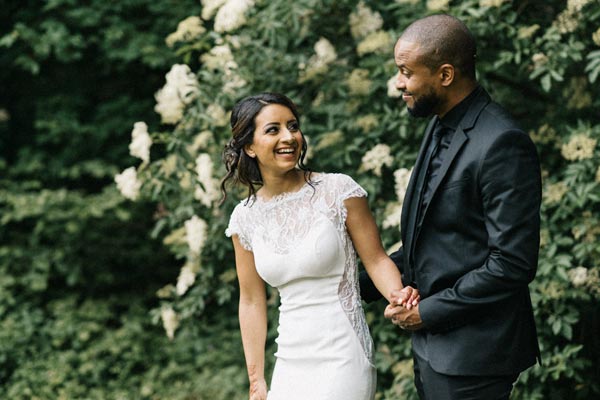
115, 0, 599, 398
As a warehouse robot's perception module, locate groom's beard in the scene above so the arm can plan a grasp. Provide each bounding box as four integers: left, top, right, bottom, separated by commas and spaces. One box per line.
407, 88, 441, 118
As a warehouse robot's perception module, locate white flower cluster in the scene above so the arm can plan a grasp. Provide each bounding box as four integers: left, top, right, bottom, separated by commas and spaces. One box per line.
426, 0, 450, 11
387, 74, 402, 98
346, 68, 372, 96
382, 167, 413, 229
128, 121, 152, 163
394, 167, 413, 202
568, 266, 588, 287
194, 154, 220, 207
161, 306, 180, 340
214, 0, 255, 33
206, 103, 229, 127
360, 144, 394, 176
315, 130, 343, 151
201, 0, 227, 20
190, 130, 214, 153
561, 134, 597, 161
594, 28, 600, 46
166, 16, 206, 47
518, 25, 540, 40
568, 0, 592, 12
299, 37, 337, 82
357, 31, 394, 57
176, 263, 197, 296
201, 44, 235, 70
0, 108, 9, 122
154, 64, 200, 125
184, 215, 208, 254
349, 2, 383, 39
479, 0, 505, 7
383, 202, 403, 229
115, 167, 142, 200
200, 44, 247, 94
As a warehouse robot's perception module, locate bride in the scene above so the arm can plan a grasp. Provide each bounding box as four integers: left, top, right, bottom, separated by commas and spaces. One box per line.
221, 92, 418, 400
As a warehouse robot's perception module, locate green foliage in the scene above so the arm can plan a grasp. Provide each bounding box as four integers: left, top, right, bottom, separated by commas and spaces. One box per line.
2, 0, 600, 398
122, 0, 600, 398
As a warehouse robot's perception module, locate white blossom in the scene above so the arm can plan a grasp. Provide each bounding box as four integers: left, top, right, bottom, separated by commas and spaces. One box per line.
194, 154, 220, 207
222, 72, 247, 95
0, 108, 9, 122
201, 0, 227, 20
394, 167, 413, 203
593, 27, 600, 46
206, 103, 228, 127
214, 0, 255, 33
184, 215, 208, 254
201, 44, 235, 70
357, 30, 394, 56
346, 68, 372, 96
426, 0, 450, 11
128, 121, 152, 163
383, 202, 403, 229
387, 74, 402, 98
154, 64, 200, 124
569, 266, 588, 287
360, 144, 394, 176
299, 38, 337, 82
166, 16, 206, 47
479, 0, 505, 7
161, 307, 179, 340
115, 167, 141, 200
191, 130, 214, 152
349, 1, 383, 39
176, 264, 197, 296
561, 134, 597, 161
314, 37, 337, 64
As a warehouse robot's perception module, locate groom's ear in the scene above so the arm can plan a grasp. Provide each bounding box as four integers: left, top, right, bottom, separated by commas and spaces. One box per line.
438, 64, 454, 87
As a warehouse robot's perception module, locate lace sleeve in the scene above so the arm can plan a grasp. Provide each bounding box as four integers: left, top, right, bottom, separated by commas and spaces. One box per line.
337, 174, 367, 202
225, 203, 252, 251
333, 174, 368, 223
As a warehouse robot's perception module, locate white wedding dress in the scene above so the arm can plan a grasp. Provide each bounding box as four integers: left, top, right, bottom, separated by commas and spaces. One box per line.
226, 173, 376, 400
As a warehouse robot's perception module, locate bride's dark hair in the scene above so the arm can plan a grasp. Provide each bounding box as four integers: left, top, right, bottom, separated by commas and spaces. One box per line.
220, 92, 311, 204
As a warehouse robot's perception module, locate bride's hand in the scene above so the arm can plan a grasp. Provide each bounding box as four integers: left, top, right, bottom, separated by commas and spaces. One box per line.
249, 378, 267, 400
390, 286, 420, 309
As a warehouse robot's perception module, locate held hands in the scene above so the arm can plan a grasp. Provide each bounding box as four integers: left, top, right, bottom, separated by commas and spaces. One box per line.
391, 286, 420, 310
385, 286, 424, 331
249, 378, 267, 400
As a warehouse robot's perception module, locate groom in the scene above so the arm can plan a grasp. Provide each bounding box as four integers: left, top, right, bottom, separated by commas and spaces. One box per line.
360, 14, 541, 399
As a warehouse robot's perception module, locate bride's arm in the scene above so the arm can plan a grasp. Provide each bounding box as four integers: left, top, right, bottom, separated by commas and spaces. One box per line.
232, 235, 268, 399
345, 197, 418, 308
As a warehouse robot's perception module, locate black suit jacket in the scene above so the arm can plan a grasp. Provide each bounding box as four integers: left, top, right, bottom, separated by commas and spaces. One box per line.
361, 88, 541, 376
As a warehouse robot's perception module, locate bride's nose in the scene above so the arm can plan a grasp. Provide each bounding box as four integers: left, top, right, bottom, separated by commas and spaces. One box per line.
280, 128, 295, 142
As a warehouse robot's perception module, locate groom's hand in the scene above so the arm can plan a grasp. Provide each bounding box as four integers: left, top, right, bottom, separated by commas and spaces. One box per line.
384, 303, 424, 331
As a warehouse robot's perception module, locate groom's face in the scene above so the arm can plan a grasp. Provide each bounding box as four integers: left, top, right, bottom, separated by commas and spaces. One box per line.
394, 39, 443, 118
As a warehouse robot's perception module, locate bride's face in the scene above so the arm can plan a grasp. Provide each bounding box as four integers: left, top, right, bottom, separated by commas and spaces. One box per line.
244, 104, 304, 174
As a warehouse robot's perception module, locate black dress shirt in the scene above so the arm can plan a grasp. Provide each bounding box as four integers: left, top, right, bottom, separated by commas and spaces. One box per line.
417, 86, 483, 230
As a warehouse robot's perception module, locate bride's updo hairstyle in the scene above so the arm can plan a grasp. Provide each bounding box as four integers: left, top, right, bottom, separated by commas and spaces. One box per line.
220, 92, 311, 203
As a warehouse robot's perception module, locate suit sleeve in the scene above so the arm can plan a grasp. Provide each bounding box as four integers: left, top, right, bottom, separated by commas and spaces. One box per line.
419, 129, 541, 332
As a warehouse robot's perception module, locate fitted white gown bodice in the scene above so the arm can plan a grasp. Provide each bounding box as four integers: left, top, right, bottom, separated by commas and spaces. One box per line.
226, 173, 376, 400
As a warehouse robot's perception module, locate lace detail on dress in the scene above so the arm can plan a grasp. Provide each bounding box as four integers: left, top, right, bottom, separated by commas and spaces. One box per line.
224, 173, 374, 362
330, 175, 373, 363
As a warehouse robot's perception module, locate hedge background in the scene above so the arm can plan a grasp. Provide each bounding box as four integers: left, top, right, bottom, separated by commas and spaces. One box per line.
1, 0, 599, 399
